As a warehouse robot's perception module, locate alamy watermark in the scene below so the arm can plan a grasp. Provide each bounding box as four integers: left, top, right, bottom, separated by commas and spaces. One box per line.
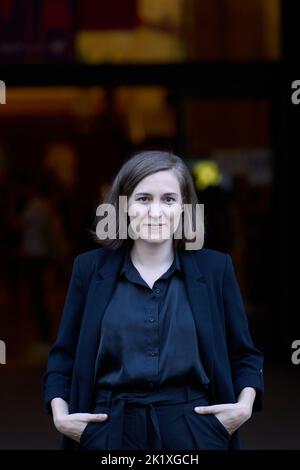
291, 340, 300, 365
95, 198, 205, 250
0, 340, 6, 364
0, 80, 6, 104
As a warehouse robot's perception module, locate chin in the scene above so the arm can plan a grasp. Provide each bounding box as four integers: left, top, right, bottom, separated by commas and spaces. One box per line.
141, 235, 172, 244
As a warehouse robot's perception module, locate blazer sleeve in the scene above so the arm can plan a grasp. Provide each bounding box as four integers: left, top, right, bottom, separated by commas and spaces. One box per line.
223, 254, 264, 412
42, 255, 86, 415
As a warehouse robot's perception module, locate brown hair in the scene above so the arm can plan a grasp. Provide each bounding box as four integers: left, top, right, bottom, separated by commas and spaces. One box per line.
91, 150, 203, 250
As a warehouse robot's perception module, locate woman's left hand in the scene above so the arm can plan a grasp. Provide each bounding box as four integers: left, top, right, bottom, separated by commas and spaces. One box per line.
194, 402, 252, 436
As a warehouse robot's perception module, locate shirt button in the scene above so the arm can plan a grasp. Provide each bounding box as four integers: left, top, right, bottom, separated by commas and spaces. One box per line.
149, 318, 155, 323
148, 351, 158, 356
154, 288, 160, 294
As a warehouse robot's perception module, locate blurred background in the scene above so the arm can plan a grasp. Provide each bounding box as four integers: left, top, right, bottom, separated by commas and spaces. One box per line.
0, 0, 296, 449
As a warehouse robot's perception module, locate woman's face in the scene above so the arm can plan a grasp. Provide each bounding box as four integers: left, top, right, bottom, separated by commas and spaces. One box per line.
127, 170, 183, 243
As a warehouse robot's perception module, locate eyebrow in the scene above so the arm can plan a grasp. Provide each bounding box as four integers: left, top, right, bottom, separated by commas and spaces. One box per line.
135, 192, 178, 197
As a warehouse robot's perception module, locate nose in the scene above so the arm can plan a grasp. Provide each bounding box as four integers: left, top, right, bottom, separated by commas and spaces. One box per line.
148, 202, 162, 218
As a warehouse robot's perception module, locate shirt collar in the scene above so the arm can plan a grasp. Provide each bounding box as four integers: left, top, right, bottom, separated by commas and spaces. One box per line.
119, 245, 183, 278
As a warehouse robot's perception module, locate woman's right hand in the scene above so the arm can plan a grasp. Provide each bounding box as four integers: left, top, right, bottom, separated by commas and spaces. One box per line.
54, 412, 109, 443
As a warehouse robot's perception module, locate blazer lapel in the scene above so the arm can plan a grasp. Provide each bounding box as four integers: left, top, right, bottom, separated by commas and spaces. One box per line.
76, 247, 126, 390
179, 249, 215, 385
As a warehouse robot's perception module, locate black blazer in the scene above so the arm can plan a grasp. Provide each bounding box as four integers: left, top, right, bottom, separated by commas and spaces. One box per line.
43, 246, 264, 450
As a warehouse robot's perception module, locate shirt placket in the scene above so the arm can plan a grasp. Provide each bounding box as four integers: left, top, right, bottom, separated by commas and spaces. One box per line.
145, 280, 162, 390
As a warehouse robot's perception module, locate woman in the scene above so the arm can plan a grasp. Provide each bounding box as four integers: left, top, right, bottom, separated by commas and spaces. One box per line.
43, 150, 264, 450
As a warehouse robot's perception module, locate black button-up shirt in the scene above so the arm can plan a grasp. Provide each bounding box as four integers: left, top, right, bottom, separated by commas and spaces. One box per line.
95, 246, 209, 392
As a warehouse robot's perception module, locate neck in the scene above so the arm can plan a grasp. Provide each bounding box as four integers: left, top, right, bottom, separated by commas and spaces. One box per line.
129, 239, 175, 270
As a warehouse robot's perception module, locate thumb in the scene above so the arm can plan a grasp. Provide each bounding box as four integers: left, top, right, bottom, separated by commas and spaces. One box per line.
87, 413, 108, 422
194, 405, 219, 414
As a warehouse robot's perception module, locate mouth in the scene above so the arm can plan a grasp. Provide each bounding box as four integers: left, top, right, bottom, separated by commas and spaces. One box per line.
146, 224, 165, 226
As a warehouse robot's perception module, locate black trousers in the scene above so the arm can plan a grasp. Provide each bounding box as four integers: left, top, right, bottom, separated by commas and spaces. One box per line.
78, 385, 231, 451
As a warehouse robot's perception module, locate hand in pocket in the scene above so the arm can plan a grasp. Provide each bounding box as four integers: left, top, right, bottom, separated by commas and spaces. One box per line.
54, 412, 109, 443
194, 403, 251, 436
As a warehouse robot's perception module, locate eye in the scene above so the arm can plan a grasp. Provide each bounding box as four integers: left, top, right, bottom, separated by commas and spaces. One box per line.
136, 196, 176, 203
136, 196, 150, 202
164, 196, 176, 203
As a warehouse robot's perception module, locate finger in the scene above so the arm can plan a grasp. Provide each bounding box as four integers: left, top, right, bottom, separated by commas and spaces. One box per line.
194, 405, 224, 414
88, 413, 108, 422
76, 413, 108, 422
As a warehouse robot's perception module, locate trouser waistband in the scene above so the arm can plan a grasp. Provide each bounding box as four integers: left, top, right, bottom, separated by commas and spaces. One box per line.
93, 384, 210, 450
95, 384, 209, 407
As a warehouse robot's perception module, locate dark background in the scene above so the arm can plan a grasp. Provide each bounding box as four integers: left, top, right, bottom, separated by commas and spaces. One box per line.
0, 0, 296, 449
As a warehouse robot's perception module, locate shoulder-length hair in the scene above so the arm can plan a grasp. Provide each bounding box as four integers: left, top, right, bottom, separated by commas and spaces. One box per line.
91, 150, 204, 250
